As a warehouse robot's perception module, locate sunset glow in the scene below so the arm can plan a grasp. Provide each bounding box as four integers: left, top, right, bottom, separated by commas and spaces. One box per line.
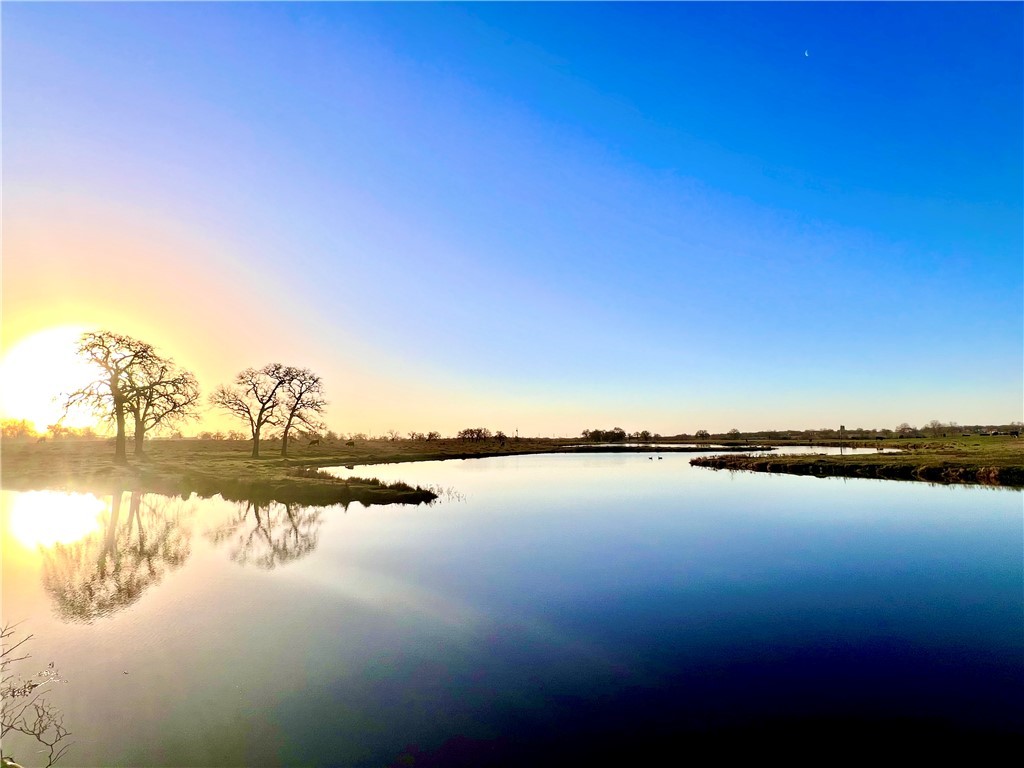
2, 2, 1020, 435
0, 325, 98, 431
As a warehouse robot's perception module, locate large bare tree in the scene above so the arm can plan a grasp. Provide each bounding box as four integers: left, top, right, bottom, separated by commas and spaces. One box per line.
279, 367, 326, 457
210, 364, 290, 458
63, 331, 201, 461
211, 364, 327, 458
122, 354, 201, 455
63, 331, 154, 463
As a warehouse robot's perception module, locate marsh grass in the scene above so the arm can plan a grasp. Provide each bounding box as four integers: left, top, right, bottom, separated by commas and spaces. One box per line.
691, 435, 1024, 487
290, 466, 423, 493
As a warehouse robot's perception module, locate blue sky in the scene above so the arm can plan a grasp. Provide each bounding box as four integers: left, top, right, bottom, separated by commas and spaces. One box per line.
3, 2, 1021, 434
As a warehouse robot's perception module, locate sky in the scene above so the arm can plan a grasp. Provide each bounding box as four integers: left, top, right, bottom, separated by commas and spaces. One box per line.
2, 1, 1022, 436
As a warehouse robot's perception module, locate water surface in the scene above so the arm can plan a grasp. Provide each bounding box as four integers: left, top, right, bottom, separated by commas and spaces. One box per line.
3, 452, 1020, 764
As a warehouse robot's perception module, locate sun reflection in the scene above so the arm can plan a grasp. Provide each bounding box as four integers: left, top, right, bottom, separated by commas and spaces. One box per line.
5, 491, 108, 549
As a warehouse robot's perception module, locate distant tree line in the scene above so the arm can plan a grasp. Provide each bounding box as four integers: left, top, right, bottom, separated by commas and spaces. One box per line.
673, 421, 1023, 440
17, 329, 1021, 460
580, 428, 661, 442
581, 427, 627, 442
407, 431, 442, 441
458, 427, 492, 442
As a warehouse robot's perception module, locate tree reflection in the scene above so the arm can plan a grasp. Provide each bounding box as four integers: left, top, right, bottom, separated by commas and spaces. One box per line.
207, 501, 322, 569
41, 490, 192, 622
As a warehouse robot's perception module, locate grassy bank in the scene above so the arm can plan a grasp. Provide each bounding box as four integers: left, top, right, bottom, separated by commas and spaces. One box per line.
1, 436, 662, 505
690, 436, 1024, 487
5, 435, 1021, 502
0, 438, 462, 506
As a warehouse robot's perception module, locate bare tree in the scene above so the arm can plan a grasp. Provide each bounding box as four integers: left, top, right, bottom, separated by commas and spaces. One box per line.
62, 331, 155, 463
279, 368, 326, 457
210, 364, 291, 458
122, 354, 201, 456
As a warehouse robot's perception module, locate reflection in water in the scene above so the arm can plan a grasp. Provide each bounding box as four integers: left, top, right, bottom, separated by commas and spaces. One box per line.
41, 490, 193, 623
206, 501, 323, 570
4, 454, 1021, 764
8, 491, 107, 549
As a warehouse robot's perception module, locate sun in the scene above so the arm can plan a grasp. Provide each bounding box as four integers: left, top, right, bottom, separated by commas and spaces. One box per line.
0, 325, 99, 432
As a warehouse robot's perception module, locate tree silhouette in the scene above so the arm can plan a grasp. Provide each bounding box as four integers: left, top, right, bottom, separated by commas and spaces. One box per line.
122, 355, 201, 455
279, 368, 326, 457
62, 331, 153, 463
581, 427, 627, 443
62, 331, 200, 460
210, 364, 290, 458
457, 427, 492, 442
212, 365, 327, 457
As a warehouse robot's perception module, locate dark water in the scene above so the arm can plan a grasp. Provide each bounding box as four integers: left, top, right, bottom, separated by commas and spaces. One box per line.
3, 452, 1021, 765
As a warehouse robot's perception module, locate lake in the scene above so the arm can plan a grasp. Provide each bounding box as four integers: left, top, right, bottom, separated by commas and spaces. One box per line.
2, 452, 1021, 765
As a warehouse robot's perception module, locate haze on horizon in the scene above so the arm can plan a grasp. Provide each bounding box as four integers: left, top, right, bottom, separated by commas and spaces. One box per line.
2, 2, 1021, 437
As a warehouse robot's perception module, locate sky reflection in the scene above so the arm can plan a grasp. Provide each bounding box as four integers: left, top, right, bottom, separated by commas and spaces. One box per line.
2, 455, 1020, 764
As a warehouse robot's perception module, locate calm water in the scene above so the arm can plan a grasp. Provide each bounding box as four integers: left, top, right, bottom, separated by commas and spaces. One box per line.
2, 453, 1021, 764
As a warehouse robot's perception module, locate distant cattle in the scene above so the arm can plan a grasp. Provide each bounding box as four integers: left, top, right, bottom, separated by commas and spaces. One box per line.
308, 438, 321, 446
1011, 430, 1021, 439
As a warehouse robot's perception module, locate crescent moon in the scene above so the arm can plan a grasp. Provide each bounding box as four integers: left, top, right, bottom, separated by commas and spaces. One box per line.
804, 50, 810, 57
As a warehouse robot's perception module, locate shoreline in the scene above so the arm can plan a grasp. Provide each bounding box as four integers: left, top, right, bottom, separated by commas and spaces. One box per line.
3, 436, 1021, 502
690, 450, 1024, 488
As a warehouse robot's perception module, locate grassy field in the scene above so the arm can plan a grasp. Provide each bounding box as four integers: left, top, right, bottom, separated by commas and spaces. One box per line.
2, 435, 1022, 504
691, 435, 1024, 487
0, 436, 615, 506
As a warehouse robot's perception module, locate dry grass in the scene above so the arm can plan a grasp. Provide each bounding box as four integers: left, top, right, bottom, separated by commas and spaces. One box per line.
0, 438, 491, 505
691, 435, 1024, 487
